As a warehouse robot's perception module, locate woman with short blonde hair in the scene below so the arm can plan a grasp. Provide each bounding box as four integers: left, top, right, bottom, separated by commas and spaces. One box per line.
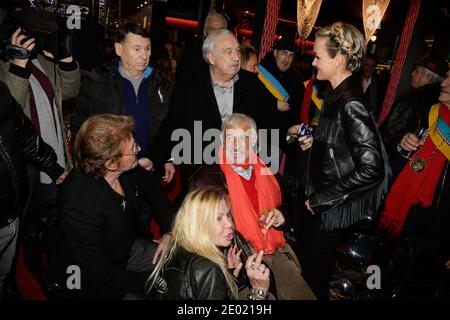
297, 22, 388, 300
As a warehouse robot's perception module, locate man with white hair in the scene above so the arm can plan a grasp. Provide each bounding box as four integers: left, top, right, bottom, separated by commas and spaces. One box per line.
379, 58, 449, 290
381, 56, 448, 163
154, 29, 275, 204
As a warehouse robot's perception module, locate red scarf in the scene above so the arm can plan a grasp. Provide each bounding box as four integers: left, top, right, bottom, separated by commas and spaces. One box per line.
379, 105, 449, 236
219, 148, 285, 254
301, 79, 314, 124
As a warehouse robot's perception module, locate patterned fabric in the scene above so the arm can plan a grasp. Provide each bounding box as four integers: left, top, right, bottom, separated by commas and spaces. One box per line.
259, 0, 281, 60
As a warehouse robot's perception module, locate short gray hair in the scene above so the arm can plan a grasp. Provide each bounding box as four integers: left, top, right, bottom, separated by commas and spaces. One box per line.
422, 66, 444, 84
222, 113, 257, 132
202, 29, 235, 64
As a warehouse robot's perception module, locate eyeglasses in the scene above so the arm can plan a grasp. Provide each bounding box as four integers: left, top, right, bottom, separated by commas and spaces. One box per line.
122, 141, 140, 157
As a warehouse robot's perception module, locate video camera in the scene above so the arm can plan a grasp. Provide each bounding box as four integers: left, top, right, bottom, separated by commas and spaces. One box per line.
0, 6, 72, 61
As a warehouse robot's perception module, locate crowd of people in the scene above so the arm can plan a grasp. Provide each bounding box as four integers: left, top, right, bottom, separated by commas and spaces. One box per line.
0, 5, 449, 301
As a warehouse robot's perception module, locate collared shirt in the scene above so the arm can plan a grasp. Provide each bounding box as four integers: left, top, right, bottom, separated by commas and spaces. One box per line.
211, 73, 239, 122
230, 164, 254, 181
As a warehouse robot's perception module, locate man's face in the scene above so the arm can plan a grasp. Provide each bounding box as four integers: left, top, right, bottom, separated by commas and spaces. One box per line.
411, 66, 431, 89
439, 70, 450, 107
223, 124, 257, 164
115, 32, 151, 76
274, 49, 295, 72
243, 54, 258, 74
362, 58, 376, 79
204, 17, 226, 38
208, 34, 241, 80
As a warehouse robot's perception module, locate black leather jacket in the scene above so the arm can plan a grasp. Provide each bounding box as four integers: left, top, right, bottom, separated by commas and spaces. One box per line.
72, 61, 172, 166
149, 246, 235, 300
0, 81, 64, 227
380, 83, 441, 159
305, 76, 388, 231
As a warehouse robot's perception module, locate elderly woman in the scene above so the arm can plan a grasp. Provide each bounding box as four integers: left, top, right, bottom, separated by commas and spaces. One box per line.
147, 186, 271, 300
49, 114, 172, 299
296, 22, 388, 299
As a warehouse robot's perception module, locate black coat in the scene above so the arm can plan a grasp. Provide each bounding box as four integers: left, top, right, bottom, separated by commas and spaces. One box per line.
149, 246, 233, 300
154, 68, 276, 181
305, 76, 387, 231
71, 62, 172, 165
49, 166, 173, 299
381, 83, 441, 160
0, 81, 63, 227
259, 54, 305, 141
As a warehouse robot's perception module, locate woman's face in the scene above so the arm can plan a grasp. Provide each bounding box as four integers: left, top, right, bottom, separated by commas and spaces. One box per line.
312, 36, 338, 82
117, 136, 140, 173
214, 200, 234, 247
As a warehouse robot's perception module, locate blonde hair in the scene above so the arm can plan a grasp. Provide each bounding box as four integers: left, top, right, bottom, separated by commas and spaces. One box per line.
75, 114, 134, 178
316, 22, 366, 72
147, 187, 238, 299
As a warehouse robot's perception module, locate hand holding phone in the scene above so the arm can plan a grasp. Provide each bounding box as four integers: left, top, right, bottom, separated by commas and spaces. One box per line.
287, 123, 312, 144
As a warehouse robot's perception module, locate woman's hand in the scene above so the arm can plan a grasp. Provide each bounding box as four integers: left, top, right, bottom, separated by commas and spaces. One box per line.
152, 233, 172, 264
305, 199, 315, 214
138, 157, 154, 171
245, 251, 270, 292
288, 124, 300, 137
163, 162, 176, 183
227, 244, 243, 278
264, 208, 285, 229
299, 135, 313, 151
55, 170, 69, 185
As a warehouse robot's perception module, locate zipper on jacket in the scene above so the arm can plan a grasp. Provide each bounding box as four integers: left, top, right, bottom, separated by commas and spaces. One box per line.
329, 147, 341, 179
310, 194, 349, 216
305, 144, 312, 196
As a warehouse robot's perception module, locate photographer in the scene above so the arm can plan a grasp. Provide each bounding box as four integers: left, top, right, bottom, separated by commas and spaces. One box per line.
0, 6, 80, 212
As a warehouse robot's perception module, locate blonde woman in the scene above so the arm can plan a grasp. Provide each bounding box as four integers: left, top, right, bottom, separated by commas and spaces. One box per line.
147, 186, 271, 300
296, 22, 388, 299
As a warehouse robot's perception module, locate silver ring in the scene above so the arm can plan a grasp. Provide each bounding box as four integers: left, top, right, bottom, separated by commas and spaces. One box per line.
257, 265, 265, 273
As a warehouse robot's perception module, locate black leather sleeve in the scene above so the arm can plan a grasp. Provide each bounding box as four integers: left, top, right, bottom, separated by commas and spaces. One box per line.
191, 259, 230, 300
309, 100, 384, 214
14, 96, 64, 180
